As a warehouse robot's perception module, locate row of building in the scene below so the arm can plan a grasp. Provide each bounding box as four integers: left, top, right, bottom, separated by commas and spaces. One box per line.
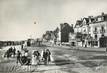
43, 12, 107, 48
0, 41, 25, 47
73, 12, 107, 48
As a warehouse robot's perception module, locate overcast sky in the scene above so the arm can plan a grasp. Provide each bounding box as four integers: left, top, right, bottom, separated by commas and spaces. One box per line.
0, 0, 107, 41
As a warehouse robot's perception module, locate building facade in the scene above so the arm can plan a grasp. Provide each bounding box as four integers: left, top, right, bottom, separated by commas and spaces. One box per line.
60, 23, 74, 44
89, 13, 107, 48
73, 13, 107, 48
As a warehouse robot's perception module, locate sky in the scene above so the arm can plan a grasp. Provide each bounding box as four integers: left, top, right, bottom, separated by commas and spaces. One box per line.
0, 0, 107, 41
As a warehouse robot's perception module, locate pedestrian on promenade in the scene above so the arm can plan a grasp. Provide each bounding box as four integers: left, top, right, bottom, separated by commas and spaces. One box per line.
21, 44, 23, 50
41, 49, 45, 59
9, 47, 13, 57
16, 50, 21, 64
36, 51, 41, 65
13, 47, 16, 57
46, 49, 51, 64
42, 49, 51, 65
32, 50, 41, 65
4, 50, 9, 58
24, 50, 29, 57
42, 49, 47, 65
20, 50, 31, 65
32, 51, 37, 65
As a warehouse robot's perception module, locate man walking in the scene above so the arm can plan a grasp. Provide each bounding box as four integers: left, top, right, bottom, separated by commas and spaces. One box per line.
16, 50, 21, 64
13, 47, 16, 57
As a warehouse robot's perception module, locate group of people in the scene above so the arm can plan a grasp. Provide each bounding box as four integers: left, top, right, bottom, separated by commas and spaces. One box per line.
3, 46, 53, 66
16, 48, 52, 66
4, 47, 16, 58
32, 49, 52, 65
41, 49, 52, 65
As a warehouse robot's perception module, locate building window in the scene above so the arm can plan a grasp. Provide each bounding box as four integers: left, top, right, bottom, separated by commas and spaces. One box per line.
88, 26, 91, 32
95, 34, 97, 39
95, 27, 97, 32
94, 41, 98, 46
101, 34, 104, 37
101, 26, 104, 30
93, 27, 98, 34
100, 26, 105, 34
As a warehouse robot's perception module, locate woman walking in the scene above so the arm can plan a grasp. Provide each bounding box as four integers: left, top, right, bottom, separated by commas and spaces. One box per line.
45, 49, 51, 64
16, 50, 21, 64
32, 51, 37, 65
32, 51, 40, 65
42, 49, 51, 65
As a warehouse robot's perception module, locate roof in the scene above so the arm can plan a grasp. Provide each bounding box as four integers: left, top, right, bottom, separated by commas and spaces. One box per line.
83, 18, 89, 24
89, 13, 107, 24
75, 20, 83, 27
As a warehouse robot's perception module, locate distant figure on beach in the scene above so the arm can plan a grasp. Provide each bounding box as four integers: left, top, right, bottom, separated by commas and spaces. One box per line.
21, 44, 23, 50
32, 51, 37, 65
46, 49, 51, 64
16, 50, 21, 64
4, 47, 14, 58
32, 50, 41, 65
13, 47, 16, 57
42, 49, 51, 65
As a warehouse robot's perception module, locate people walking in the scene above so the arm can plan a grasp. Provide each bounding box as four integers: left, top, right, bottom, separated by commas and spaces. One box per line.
21, 44, 23, 50
13, 47, 16, 57
32, 50, 41, 65
42, 49, 47, 65
9, 47, 13, 57
45, 49, 51, 64
16, 50, 21, 64
36, 51, 41, 65
32, 51, 37, 65
42, 49, 51, 65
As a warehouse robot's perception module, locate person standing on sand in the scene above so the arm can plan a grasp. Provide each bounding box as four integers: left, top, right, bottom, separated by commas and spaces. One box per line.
32, 51, 37, 65
36, 51, 41, 65
13, 47, 16, 57
45, 49, 51, 65
16, 50, 21, 64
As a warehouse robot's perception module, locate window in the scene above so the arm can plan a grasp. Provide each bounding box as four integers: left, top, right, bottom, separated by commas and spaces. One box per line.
98, 17, 102, 21
100, 26, 105, 34
88, 26, 91, 32
93, 27, 98, 34
95, 27, 97, 32
101, 26, 104, 30
95, 34, 97, 39
101, 34, 104, 37
94, 41, 98, 46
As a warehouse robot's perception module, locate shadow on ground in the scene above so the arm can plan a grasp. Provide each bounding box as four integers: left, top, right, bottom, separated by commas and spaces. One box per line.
89, 55, 107, 60
54, 59, 75, 66
80, 61, 99, 68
